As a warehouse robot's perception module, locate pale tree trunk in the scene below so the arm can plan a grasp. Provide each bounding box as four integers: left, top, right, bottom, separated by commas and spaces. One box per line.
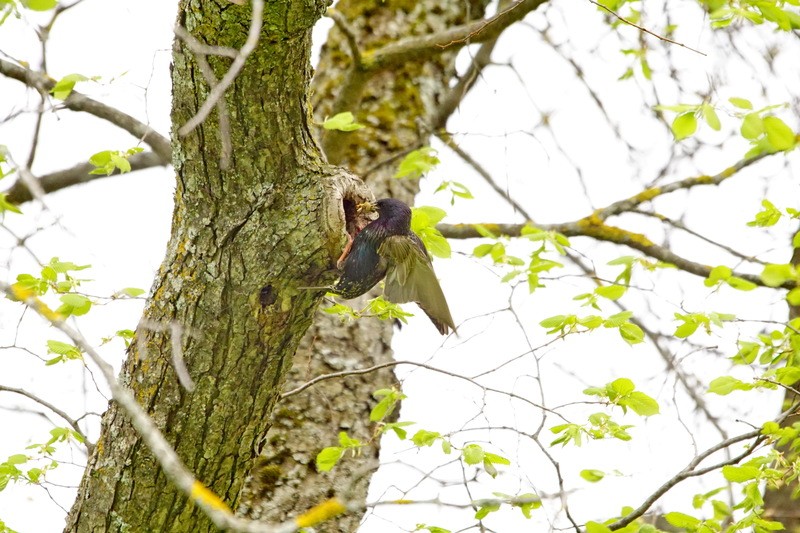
65, 1, 370, 530
238, 0, 490, 530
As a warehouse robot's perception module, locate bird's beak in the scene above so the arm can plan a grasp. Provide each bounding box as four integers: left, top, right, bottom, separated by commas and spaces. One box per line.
356, 201, 377, 214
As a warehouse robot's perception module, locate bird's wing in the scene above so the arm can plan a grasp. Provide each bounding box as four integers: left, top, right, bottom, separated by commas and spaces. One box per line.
379, 235, 456, 334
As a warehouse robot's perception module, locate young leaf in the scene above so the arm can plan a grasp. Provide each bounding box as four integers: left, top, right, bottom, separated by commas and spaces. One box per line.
729, 97, 753, 109
702, 104, 721, 131
322, 112, 364, 131
411, 429, 441, 447
462, 444, 484, 465
708, 376, 754, 395
50, 73, 89, 100
664, 512, 701, 529
580, 469, 605, 482
315, 447, 344, 472
21, 0, 57, 11
672, 112, 697, 141
763, 116, 797, 151
395, 147, 440, 179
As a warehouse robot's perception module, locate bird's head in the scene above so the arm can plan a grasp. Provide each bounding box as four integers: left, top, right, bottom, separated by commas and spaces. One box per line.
375, 198, 412, 221
356, 198, 412, 231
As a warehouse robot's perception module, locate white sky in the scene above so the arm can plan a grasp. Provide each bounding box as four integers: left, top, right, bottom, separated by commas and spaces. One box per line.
1, 0, 799, 532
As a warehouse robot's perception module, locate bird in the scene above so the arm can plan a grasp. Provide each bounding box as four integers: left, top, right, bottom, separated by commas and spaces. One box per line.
332, 198, 456, 335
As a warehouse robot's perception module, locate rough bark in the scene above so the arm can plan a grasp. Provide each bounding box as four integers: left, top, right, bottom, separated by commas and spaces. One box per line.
65, 1, 371, 531
237, 0, 489, 529
763, 243, 800, 533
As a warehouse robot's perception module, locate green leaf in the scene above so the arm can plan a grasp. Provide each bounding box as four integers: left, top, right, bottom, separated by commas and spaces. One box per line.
48, 257, 90, 273
618, 322, 644, 345
411, 206, 446, 228
726, 276, 757, 291
585, 522, 613, 533
580, 469, 605, 482
604, 311, 633, 328
21, 0, 57, 12
729, 97, 753, 110
369, 388, 405, 422
610, 377, 635, 396
116, 287, 145, 298
708, 376, 754, 395
483, 452, 510, 466
595, 285, 626, 300
337, 431, 360, 449
411, 429, 441, 447
722, 464, 761, 482
787, 287, 800, 306
748, 199, 782, 227
26, 467, 42, 483
474, 502, 500, 520
6, 455, 27, 465
622, 391, 660, 416
705, 265, 732, 286
761, 263, 795, 287
395, 147, 440, 179
46, 340, 81, 360
382, 421, 413, 440
702, 104, 721, 130
415, 525, 451, 533
420, 230, 451, 259
322, 112, 364, 131
540, 315, 568, 329
674, 320, 699, 338
741, 113, 764, 140
462, 444, 484, 465
50, 73, 88, 100
664, 512, 701, 529
0, 193, 22, 214
315, 447, 344, 472
672, 112, 697, 141
513, 493, 541, 518
763, 116, 797, 151
56, 293, 92, 317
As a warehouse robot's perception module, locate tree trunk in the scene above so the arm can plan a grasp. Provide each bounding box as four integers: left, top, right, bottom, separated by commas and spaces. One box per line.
237, 0, 489, 529
65, 1, 370, 531
763, 243, 800, 533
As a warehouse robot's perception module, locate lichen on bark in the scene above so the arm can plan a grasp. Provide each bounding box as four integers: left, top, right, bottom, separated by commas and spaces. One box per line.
65, 0, 370, 531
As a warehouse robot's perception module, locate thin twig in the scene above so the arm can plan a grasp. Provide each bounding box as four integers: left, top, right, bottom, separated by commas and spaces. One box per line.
589, 0, 706, 56
0, 384, 93, 453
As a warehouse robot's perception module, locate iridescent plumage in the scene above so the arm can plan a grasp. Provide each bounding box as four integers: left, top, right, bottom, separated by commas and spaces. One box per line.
332, 198, 456, 335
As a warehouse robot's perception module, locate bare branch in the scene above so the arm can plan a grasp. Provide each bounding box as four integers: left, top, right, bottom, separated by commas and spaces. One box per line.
0, 383, 93, 453
589, 0, 707, 56
0, 58, 171, 162
363, 0, 547, 71
438, 151, 791, 289
607, 402, 799, 530
327, 9, 362, 68
4, 151, 166, 205
431, 36, 499, 130
0, 282, 369, 533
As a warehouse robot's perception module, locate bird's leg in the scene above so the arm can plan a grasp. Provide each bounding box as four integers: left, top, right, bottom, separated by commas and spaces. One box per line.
336, 232, 354, 269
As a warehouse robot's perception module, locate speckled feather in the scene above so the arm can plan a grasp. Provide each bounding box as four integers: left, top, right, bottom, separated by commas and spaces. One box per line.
332, 199, 456, 335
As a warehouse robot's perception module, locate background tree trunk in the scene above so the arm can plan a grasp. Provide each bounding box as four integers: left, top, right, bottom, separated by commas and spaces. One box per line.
238, 0, 489, 529
64, 1, 371, 530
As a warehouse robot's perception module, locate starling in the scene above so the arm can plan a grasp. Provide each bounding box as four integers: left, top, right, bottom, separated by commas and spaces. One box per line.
332, 198, 456, 335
